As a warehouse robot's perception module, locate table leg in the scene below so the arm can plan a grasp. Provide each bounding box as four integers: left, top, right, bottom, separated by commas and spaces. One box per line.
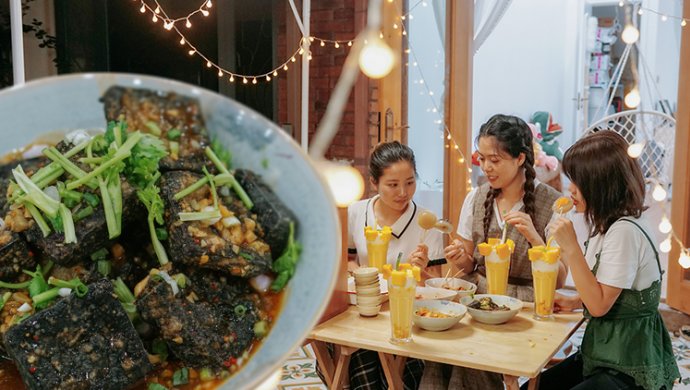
332, 346, 357, 390
311, 341, 335, 388
378, 352, 406, 390
526, 376, 540, 390
310, 340, 358, 390
503, 374, 520, 390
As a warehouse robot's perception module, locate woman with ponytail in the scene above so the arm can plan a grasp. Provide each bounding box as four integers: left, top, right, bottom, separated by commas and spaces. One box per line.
420, 114, 567, 390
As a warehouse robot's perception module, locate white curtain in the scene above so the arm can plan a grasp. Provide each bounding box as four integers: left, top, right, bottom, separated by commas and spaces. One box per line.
430, 0, 513, 54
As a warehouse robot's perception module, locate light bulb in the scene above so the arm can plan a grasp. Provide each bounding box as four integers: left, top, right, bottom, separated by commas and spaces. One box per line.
679, 251, 690, 269
660, 237, 672, 253
638, 9, 643, 15
618, 1, 624, 6
320, 161, 365, 207
659, 216, 672, 234
291, 56, 296, 62
335, 42, 340, 48
358, 36, 396, 79
140, 4, 146, 13
682, 19, 688, 27
201, 9, 209, 17
652, 184, 667, 201
154, 6, 160, 14
243, 78, 248, 84
206, 0, 212, 8
661, 15, 668, 22
217, 70, 222, 77
188, 50, 195, 56
266, 75, 271, 81
283, 65, 288, 71
152, 15, 158, 22
229, 75, 234, 82
252, 78, 257, 84
164, 21, 173, 30
206, 61, 212, 68
627, 142, 644, 158
459, 157, 465, 163
348, 41, 352, 46
179, 38, 185, 45
273, 70, 278, 77
185, 19, 192, 28
625, 88, 641, 108
621, 24, 639, 44
320, 40, 325, 47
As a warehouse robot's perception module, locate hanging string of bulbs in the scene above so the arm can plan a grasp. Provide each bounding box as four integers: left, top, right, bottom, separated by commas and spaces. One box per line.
615, 1, 690, 268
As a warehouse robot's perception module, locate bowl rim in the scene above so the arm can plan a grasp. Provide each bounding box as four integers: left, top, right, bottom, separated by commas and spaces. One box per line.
0, 72, 342, 390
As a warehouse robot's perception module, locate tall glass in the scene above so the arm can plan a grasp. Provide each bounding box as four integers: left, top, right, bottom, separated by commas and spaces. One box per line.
479, 238, 513, 296
387, 270, 416, 344
365, 226, 392, 272
528, 246, 561, 320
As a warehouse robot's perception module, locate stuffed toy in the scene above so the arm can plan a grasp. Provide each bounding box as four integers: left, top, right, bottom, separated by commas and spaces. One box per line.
530, 111, 564, 161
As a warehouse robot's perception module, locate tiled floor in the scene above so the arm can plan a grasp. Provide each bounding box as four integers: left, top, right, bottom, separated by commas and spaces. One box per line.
276, 325, 690, 389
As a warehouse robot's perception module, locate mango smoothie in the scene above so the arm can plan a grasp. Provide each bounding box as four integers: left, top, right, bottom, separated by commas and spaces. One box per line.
528, 245, 561, 320
384, 264, 421, 344
364, 226, 393, 272
477, 238, 515, 295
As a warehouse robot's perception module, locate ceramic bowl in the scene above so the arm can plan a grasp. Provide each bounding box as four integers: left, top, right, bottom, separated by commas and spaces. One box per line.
415, 286, 457, 301
413, 299, 466, 331
424, 278, 477, 299
0, 73, 340, 390
460, 294, 523, 325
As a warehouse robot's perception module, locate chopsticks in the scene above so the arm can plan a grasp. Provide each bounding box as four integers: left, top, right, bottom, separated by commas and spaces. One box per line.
443, 268, 465, 285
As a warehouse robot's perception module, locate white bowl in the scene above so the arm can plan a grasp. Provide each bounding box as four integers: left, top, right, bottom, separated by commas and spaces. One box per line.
415, 286, 457, 301
413, 299, 466, 331
424, 278, 477, 299
460, 294, 523, 325
0, 73, 340, 390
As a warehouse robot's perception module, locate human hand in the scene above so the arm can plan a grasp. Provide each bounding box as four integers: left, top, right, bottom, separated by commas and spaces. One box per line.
444, 239, 466, 267
409, 243, 430, 269
503, 211, 541, 245
553, 291, 582, 313
547, 217, 579, 255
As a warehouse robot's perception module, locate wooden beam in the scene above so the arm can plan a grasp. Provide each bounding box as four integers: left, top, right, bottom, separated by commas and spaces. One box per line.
379, 0, 405, 143
443, 0, 473, 252
667, 0, 690, 315
286, 0, 302, 141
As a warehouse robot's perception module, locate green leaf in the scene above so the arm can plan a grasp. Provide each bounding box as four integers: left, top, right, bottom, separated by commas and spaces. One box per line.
172, 367, 189, 386
270, 222, 301, 292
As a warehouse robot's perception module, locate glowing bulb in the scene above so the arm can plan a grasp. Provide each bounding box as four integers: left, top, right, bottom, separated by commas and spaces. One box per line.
659, 216, 672, 234
660, 237, 672, 253
140, 4, 146, 13
335, 42, 340, 48
243, 78, 248, 84
179, 38, 185, 45
252, 78, 257, 84
627, 142, 644, 158
164, 21, 173, 30
621, 24, 639, 44
358, 36, 396, 79
206, 0, 212, 8
618, 1, 624, 6
680, 251, 690, 269
185, 19, 192, 28
393, 23, 399, 29
624, 88, 641, 108
283, 64, 288, 71
309, 36, 315, 42
154, 6, 160, 14
402, 30, 407, 36
266, 75, 271, 81
206, 61, 212, 68
638, 9, 643, 15
446, 134, 451, 140
409, 14, 414, 20
201, 9, 209, 17
299, 47, 304, 54
459, 157, 465, 163
152, 15, 158, 22
652, 184, 667, 201
218, 70, 223, 77
320, 40, 325, 47
661, 15, 668, 21
188, 50, 195, 56
229, 75, 235, 82
320, 161, 365, 207
291, 56, 296, 62
682, 19, 688, 27
348, 41, 352, 46
273, 70, 278, 77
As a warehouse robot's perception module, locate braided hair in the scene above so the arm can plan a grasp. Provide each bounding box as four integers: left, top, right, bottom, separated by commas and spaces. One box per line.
477, 114, 537, 242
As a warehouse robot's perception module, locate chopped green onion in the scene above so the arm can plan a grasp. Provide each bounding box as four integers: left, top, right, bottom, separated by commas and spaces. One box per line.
261, 158, 269, 169
254, 320, 268, 338
12, 166, 60, 217
99, 177, 120, 239
24, 203, 51, 237
147, 383, 168, 390
73, 205, 94, 222
25, 267, 49, 299
0, 279, 32, 289
202, 167, 218, 209
152, 339, 168, 362
43, 147, 97, 189
149, 218, 169, 265
113, 277, 136, 304
91, 248, 109, 261
0, 292, 12, 312
172, 367, 189, 386
78, 157, 104, 164
199, 368, 215, 382
47, 213, 63, 233
155, 228, 168, 241
167, 129, 182, 140
172, 273, 186, 289
108, 173, 123, 233
234, 304, 247, 317
59, 204, 77, 244
97, 260, 111, 277
83, 192, 100, 207
32, 286, 61, 308
204, 147, 253, 209
178, 210, 221, 222
169, 141, 179, 159
48, 277, 88, 297
173, 176, 209, 200
144, 122, 162, 137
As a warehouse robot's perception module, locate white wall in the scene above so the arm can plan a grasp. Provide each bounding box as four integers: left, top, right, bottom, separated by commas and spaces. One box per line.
472, 0, 579, 149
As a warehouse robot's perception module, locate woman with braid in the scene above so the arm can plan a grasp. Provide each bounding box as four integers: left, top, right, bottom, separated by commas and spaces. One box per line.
420, 114, 567, 390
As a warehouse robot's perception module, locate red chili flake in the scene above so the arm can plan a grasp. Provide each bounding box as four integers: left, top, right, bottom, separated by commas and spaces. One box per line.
28, 250, 34, 257
32, 335, 39, 342
29, 367, 36, 374
194, 238, 201, 244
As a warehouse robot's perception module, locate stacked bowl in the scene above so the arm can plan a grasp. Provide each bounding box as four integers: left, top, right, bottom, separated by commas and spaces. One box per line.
353, 267, 382, 317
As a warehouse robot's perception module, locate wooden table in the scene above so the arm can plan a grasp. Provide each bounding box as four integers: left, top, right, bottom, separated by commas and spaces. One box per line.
308, 303, 584, 389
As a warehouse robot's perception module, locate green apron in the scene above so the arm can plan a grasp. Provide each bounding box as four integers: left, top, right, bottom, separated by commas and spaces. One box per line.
581, 218, 680, 390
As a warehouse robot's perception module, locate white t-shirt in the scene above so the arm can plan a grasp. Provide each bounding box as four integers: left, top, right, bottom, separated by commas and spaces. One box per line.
348, 195, 445, 267
583, 217, 660, 291
456, 181, 556, 240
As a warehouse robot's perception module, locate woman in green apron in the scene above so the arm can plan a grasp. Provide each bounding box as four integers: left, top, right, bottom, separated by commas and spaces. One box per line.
540, 131, 679, 389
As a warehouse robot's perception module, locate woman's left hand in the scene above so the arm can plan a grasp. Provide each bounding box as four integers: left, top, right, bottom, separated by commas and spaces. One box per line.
503, 211, 542, 246
409, 243, 430, 269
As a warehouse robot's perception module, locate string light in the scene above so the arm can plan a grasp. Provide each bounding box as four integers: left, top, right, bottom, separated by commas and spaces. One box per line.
358, 35, 396, 78
660, 236, 672, 253
652, 183, 668, 202
137, 0, 212, 31
621, 24, 640, 44
638, 6, 689, 28
680, 250, 690, 269
659, 216, 673, 234
624, 88, 641, 108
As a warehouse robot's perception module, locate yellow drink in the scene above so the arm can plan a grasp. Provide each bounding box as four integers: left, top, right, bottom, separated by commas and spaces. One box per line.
477, 238, 514, 296
528, 245, 561, 320
387, 268, 419, 344
364, 226, 392, 272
